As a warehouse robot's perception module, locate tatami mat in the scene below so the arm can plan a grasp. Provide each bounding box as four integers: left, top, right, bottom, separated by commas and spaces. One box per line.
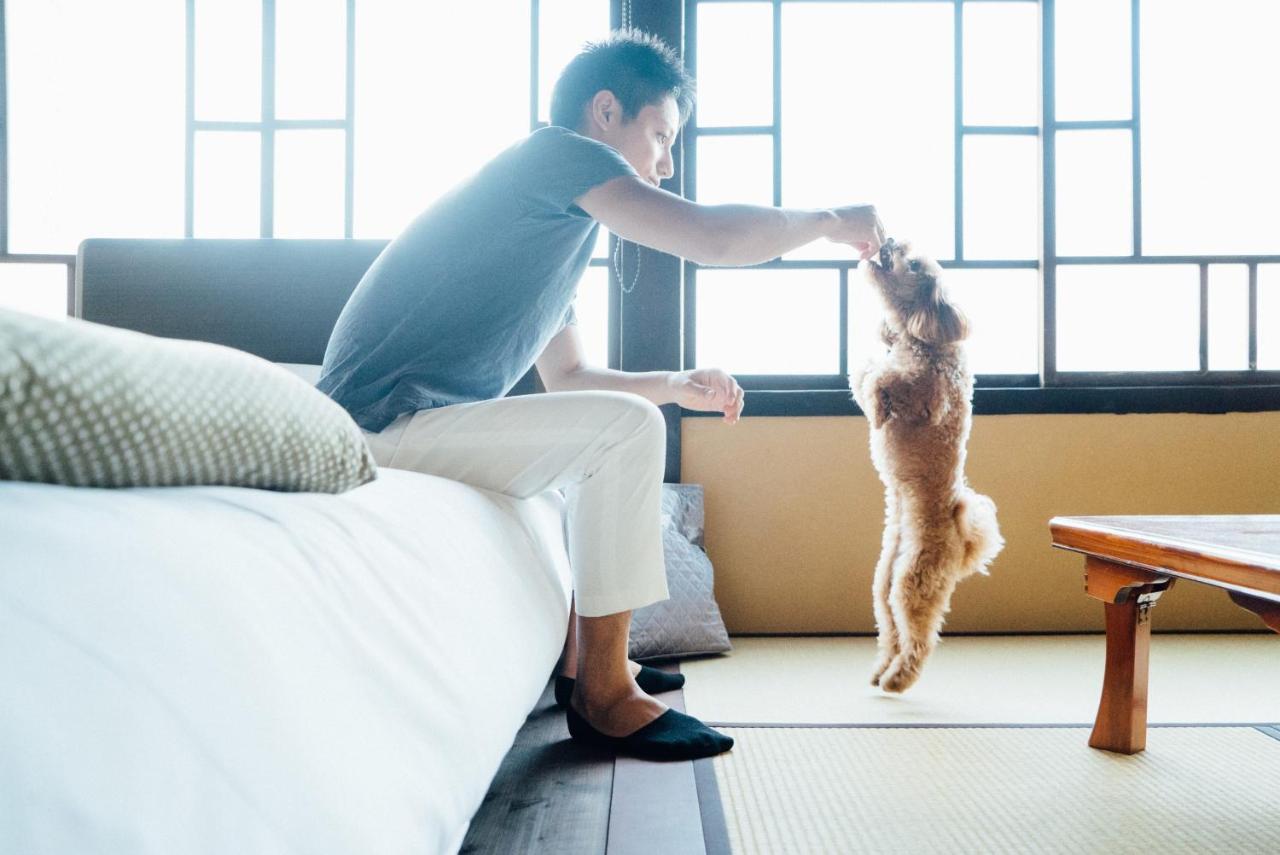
712, 725, 1280, 854
681, 634, 1280, 724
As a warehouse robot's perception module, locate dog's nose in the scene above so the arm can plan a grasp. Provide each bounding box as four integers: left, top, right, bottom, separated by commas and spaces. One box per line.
878, 240, 894, 269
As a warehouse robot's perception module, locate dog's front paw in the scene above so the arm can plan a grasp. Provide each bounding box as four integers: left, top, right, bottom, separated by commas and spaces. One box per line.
869, 652, 895, 687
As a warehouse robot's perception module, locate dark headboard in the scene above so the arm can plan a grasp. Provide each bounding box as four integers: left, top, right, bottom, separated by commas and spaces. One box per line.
77, 239, 389, 364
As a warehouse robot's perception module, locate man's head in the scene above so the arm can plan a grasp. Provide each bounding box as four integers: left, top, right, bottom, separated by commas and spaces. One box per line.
550, 29, 696, 187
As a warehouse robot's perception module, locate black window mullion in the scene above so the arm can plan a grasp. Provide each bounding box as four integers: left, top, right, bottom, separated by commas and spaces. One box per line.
260, 0, 275, 238
839, 266, 848, 377
1248, 262, 1259, 371
953, 0, 963, 261
1041, 0, 1058, 386
184, 0, 195, 238
529, 0, 540, 131
617, 0, 684, 482
344, 0, 355, 239
1, 5, 8, 254
1199, 262, 1208, 372
771, 0, 781, 208
1130, 0, 1142, 257
683, 0, 698, 374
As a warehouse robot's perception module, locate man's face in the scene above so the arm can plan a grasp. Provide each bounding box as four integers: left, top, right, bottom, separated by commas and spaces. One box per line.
584, 94, 680, 188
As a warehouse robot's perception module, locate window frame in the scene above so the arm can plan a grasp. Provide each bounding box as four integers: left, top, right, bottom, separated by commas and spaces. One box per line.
1, 0, 1277, 416
677, 0, 1280, 417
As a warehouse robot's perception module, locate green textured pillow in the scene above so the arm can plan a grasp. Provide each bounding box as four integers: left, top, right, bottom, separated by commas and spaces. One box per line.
0, 308, 377, 492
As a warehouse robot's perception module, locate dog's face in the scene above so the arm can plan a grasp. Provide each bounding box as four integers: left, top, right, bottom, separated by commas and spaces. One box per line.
862, 239, 967, 346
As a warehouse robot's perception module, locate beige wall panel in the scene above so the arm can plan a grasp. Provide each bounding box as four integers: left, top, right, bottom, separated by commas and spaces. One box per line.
682, 413, 1280, 634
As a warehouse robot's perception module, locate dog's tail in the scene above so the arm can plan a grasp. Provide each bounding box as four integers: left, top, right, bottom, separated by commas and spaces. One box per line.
952, 490, 1004, 576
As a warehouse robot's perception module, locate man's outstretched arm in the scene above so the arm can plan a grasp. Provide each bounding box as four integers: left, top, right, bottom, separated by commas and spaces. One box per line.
535, 322, 745, 424
575, 175, 884, 267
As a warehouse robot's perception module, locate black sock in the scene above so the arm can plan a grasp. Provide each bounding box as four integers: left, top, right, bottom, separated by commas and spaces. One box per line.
565, 705, 733, 761
554, 665, 686, 709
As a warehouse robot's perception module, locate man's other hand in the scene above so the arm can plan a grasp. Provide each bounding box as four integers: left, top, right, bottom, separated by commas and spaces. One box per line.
826, 204, 886, 260
669, 368, 744, 424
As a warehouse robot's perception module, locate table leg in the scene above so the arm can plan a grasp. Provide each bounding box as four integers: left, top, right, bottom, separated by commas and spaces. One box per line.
1226, 590, 1280, 633
1083, 557, 1175, 754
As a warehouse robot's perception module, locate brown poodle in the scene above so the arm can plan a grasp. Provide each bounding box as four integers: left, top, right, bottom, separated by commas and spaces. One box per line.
849, 239, 1004, 693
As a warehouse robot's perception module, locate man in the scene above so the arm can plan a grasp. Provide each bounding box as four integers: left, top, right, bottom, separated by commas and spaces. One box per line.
318, 30, 884, 761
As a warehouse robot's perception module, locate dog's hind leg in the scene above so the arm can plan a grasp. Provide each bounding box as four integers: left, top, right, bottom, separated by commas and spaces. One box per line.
869, 489, 903, 686
878, 557, 958, 694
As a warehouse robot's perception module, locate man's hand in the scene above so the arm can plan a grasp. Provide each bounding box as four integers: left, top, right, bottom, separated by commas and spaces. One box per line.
668, 368, 744, 424
826, 204, 886, 260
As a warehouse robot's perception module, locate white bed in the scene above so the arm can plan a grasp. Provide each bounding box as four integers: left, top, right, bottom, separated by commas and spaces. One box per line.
0, 466, 573, 854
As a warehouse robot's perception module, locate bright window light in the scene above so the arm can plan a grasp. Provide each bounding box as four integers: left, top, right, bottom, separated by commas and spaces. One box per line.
1208, 265, 1249, 371
194, 132, 261, 238
963, 136, 1039, 261
274, 130, 346, 238
276, 0, 346, 120
353, 0, 529, 239
697, 136, 774, 208
1140, 1, 1280, 255
697, 268, 839, 374
575, 266, 610, 369
695, 2, 773, 128
6, 0, 184, 254
1054, 0, 1130, 121
0, 265, 68, 320
194, 0, 261, 121
963, 2, 1039, 127
781, 2, 954, 261
1056, 265, 1199, 372
1055, 130, 1132, 257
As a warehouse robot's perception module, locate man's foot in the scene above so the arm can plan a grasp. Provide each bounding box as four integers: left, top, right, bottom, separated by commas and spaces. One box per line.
554, 664, 686, 709
565, 695, 733, 761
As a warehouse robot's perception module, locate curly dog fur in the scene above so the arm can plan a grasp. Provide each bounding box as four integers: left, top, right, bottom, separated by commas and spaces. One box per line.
850, 239, 1004, 693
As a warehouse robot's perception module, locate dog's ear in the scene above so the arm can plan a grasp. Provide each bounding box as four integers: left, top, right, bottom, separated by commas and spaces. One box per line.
907, 279, 969, 345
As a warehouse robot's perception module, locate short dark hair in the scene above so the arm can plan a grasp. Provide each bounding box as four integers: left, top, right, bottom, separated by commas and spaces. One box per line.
549, 28, 696, 132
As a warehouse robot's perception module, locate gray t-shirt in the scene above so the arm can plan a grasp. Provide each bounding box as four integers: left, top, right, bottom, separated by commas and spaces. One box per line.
317, 126, 636, 432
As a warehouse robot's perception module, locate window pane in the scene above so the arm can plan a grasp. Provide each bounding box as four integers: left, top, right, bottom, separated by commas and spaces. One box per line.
195, 0, 261, 121
1056, 265, 1198, 371
1055, 130, 1131, 257
539, 0, 609, 125
1208, 265, 1249, 371
1260, 266, 1280, 370
963, 136, 1038, 261
963, 2, 1039, 127
782, 3, 954, 260
696, 2, 772, 128
274, 130, 346, 238
194, 132, 261, 238
696, 135, 773, 207
0, 265, 67, 320
1140, 2, 1280, 256
575, 266, 610, 369
354, 1, 527, 238
276, 0, 346, 120
944, 268, 1039, 375
1054, 0, 1130, 121
697, 269, 838, 374
847, 264, 884, 372
7, 0, 184, 254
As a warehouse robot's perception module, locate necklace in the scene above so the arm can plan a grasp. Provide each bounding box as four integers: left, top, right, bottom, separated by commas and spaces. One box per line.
613, 235, 641, 295
614, 0, 638, 295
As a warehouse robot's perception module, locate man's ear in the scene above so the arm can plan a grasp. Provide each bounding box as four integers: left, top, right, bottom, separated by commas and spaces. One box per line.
588, 90, 620, 133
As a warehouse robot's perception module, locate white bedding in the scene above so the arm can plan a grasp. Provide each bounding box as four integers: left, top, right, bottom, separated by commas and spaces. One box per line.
0, 467, 573, 854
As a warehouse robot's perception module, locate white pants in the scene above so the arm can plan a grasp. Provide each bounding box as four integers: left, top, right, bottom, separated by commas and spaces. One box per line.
361, 390, 670, 618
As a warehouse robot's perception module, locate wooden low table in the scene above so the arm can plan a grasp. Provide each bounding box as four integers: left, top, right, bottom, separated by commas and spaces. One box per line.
1049, 515, 1280, 754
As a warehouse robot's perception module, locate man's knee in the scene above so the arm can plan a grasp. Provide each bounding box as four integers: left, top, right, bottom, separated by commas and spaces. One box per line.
590, 391, 666, 452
